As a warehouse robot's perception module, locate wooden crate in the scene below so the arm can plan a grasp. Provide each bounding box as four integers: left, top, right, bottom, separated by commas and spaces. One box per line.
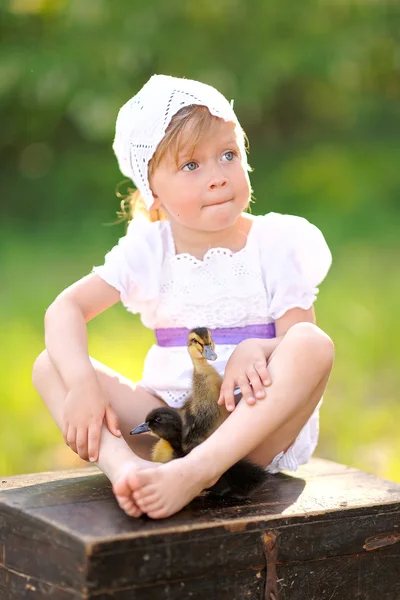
1, 458, 399, 599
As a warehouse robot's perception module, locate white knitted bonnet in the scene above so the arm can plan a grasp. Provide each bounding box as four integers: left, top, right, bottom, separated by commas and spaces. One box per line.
113, 74, 244, 209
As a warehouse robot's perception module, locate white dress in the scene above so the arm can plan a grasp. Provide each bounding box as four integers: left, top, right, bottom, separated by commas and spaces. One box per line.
93, 212, 332, 473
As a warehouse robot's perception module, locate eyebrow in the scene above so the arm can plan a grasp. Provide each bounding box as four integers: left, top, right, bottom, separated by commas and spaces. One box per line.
178, 139, 239, 161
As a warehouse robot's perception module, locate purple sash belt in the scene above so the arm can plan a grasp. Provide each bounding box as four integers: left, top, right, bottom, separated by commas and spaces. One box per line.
155, 323, 276, 347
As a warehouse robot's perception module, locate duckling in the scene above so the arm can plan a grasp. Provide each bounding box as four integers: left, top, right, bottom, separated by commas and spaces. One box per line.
130, 407, 185, 463
131, 327, 225, 457
181, 327, 229, 453
130, 327, 268, 497
131, 405, 267, 498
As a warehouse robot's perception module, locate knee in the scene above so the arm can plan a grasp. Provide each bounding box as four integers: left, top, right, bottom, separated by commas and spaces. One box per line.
32, 349, 51, 390
287, 322, 334, 371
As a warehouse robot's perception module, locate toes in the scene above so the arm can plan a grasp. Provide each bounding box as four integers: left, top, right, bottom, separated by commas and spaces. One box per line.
112, 481, 125, 496
133, 487, 158, 502
113, 468, 141, 498
115, 491, 143, 518
142, 499, 163, 513
117, 497, 130, 509
135, 493, 157, 509
136, 495, 162, 512
126, 505, 143, 518
125, 470, 142, 493
112, 463, 153, 518
121, 498, 136, 511
147, 507, 169, 520
121, 499, 143, 518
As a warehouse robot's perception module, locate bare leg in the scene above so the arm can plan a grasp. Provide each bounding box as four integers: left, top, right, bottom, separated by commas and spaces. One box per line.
128, 323, 334, 518
32, 350, 167, 517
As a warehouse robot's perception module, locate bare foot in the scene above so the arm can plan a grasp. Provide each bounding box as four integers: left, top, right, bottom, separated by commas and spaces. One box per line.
131, 455, 219, 519
112, 458, 156, 518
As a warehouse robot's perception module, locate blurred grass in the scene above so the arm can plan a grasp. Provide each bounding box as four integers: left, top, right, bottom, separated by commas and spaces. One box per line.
1, 0, 399, 486
1, 226, 399, 482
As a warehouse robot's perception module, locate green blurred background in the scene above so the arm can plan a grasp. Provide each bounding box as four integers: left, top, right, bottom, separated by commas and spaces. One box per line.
1, 0, 399, 481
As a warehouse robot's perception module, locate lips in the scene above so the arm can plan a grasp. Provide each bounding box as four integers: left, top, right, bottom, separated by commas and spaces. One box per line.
205, 198, 232, 207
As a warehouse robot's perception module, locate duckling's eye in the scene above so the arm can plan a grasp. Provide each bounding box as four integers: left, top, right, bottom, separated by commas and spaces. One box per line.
154, 416, 162, 424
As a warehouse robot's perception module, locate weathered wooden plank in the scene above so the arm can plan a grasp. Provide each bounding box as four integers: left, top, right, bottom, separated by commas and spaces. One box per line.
274, 510, 400, 562
88, 568, 265, 600
0, 466, 99, 493
0, 565, 81, 599
0, 471, 112, 510
86, 529, 262, 591
83, 510, 400, 592
2, 524, 86, 591
2, 461, 399, 542
277, 545, 400, 600
26, 470, 400, 544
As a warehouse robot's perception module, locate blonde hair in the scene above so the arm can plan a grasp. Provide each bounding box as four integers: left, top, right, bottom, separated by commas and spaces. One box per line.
116, 105, 249, 224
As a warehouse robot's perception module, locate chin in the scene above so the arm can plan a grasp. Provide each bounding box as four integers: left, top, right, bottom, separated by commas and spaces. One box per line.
206, 210, 241, 231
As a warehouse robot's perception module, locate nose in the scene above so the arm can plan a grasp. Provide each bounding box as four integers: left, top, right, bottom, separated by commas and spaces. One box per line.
208, 165, 228, 190
209, 177, 227, 190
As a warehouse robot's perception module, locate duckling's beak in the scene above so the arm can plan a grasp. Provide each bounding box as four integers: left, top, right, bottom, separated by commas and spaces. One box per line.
202, 344, 217, 361
130, 422, 150, 435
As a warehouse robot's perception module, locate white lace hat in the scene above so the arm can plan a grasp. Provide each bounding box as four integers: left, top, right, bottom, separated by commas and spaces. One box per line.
113, 74, 244, 209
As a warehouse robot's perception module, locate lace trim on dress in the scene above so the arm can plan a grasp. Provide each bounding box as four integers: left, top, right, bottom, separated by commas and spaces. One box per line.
152, 220, 269, 328
164, 389, 192, 406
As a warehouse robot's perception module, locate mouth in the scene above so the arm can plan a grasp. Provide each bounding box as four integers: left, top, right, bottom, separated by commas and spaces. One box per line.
205, 198, 232, 208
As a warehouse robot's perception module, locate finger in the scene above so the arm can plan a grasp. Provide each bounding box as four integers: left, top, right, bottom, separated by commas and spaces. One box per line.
220, 384, 236, 412
254, 360, 271, 387
246, 367, 266, 400
61, 421, 68, 444
66, 426, 78, 454
76, 427, 89, 461
105, 406, 122, 437
88, 422, 101, 463
237, 375, 256, 405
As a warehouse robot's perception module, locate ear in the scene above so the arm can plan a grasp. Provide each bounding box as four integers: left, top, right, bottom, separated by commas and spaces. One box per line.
150, 195, 162, 210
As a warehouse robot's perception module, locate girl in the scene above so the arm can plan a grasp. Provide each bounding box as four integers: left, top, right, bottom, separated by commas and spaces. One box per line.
32, 74, 334, 520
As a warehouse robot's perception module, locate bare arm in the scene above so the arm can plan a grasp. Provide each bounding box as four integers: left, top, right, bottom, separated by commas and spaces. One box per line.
258, 306, 316, 358
44, 273, 120, 388
44, 273, 122, 461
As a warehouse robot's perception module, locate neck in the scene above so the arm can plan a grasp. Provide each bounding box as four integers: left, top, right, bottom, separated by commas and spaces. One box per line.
191, 357, 209, 373
170, 214, 252, 259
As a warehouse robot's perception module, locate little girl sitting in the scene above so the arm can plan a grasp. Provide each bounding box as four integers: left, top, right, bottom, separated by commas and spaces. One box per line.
32, 74, 334, 519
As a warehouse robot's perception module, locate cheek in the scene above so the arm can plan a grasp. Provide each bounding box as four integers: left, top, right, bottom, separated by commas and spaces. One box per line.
163, 192, 197, 220
170, 182, 201, 212
235, 168, 251, 198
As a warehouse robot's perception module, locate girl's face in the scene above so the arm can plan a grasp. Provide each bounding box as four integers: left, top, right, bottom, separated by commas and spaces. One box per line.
149, 118, 251, 233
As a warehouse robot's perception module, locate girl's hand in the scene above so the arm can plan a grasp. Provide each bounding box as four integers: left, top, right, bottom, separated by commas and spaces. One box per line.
217, 339, 272, 412
62, 377, 121, 462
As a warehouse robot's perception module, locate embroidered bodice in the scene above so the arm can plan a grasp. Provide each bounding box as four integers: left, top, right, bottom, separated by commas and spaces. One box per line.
93, 212, 331, 407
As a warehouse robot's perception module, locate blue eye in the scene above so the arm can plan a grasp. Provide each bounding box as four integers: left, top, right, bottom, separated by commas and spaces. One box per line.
222, 151, 235, 161
182, 161, 198, 171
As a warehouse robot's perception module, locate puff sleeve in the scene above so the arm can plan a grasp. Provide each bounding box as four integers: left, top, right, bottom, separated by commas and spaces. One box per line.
92, 216, 163, 314
259, 213, 332, 320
